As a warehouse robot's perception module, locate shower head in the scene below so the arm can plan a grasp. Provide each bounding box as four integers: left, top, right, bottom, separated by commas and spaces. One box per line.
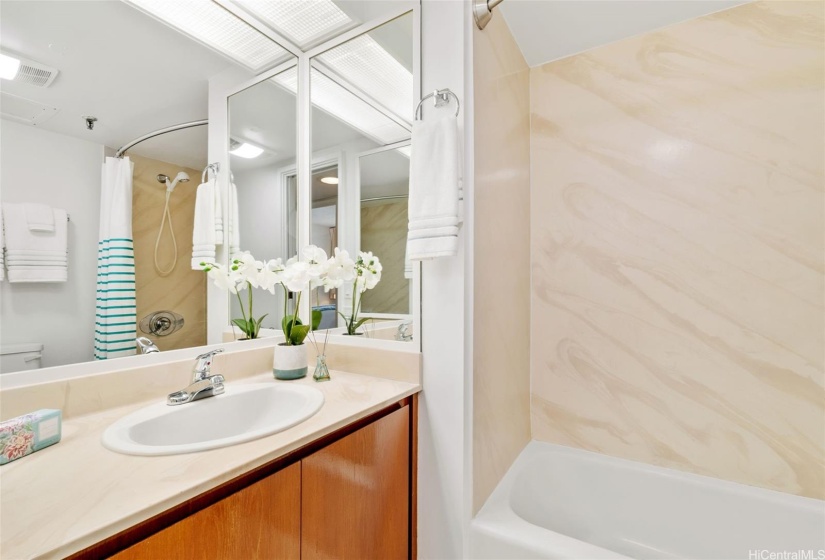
157, 171, 191, 192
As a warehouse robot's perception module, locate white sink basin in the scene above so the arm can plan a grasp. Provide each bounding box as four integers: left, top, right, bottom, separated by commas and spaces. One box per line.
102, 383, 324, 456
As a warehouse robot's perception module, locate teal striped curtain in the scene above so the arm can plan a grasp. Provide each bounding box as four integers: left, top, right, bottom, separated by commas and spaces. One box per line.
95, 158, 136, 360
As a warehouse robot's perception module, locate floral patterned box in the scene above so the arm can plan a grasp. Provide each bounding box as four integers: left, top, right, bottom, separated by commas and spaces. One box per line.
0, 409, 62, 465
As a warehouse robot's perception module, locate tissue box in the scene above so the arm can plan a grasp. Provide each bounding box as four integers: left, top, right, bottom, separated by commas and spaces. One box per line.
0, 409, 62, 465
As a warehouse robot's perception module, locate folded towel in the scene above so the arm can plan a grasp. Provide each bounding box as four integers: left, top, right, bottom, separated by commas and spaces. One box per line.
228, 182, 241, 259
7, 268, 67, 283
0, 205, 5, 281
192, 180, 216, 269
2, 203, 67, 283
214, 178, 224, 246
24, 204, 55, 232
406, 114, 462, 260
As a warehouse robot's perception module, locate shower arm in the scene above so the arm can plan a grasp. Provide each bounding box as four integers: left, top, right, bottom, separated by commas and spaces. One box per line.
115, 119, 208, 158
473, 0, 504, 30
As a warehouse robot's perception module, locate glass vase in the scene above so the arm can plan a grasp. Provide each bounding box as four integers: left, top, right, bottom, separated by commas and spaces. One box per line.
313, 354, 331, 382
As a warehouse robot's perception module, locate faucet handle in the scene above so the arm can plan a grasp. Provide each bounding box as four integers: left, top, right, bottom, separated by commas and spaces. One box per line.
193, 348, 224, 379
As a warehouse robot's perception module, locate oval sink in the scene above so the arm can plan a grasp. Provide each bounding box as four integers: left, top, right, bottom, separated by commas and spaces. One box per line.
102, 383, 324, 456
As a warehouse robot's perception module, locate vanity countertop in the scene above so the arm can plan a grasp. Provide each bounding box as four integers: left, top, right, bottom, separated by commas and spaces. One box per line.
0, 370, 420, 559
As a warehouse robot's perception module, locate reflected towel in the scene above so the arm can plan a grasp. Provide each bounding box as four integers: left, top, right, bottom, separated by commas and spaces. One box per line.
228, 182, 241, 259
406, 114, 462, 260
24, 204, 55, 232
2, 203, 67, 283
192, 180, 216, 269
0, 205, 4, 281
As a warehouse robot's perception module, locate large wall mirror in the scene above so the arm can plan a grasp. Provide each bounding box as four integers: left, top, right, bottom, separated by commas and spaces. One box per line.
0, 0, 293, 376
308, 11, 417, 342
227, 64, 298, 334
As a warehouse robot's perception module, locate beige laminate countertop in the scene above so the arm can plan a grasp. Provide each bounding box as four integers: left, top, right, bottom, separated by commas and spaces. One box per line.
0, 370, 419, 560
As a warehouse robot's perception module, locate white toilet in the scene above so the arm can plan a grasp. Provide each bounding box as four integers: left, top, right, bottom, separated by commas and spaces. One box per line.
0, 343, 44, 374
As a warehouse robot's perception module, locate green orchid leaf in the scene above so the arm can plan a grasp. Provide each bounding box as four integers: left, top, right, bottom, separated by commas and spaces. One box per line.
352, 317, 371, 332
232, 318, 252, 338
282, 315, 303, 340
290, 324, 311, 345
311, 309, 322, 331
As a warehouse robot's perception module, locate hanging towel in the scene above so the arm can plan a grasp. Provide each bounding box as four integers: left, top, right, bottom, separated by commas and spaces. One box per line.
406, 113, 462, 260
95, 157, 136, 360
227, 181, 241, 260
191, 179, 216, 269
0, 205, 5, 281
24, 204, 55, 232
2, 204, 68, 282
214, 177, 224, 246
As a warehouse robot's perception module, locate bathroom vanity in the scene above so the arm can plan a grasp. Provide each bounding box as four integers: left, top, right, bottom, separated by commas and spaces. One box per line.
89, 398, 415, 560
0, 341, 420, 559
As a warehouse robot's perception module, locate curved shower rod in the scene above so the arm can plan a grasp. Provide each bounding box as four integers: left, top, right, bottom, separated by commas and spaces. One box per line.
115, 119, 208, 158
473, 0, 504, 30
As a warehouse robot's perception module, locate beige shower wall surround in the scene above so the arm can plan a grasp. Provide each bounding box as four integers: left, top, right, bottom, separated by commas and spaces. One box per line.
529, 1, 824, 499
131, 154, 206, 351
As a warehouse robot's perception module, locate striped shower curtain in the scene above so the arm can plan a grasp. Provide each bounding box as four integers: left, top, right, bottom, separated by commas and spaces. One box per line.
95, 157, 136, 360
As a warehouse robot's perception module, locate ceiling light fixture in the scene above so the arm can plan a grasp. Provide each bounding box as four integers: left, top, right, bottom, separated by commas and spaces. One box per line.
0, 53, 21, 80
229, 141, 264, 159
125, 0, 287, 72
236, 0, 351, 48
320, 176, 339, 185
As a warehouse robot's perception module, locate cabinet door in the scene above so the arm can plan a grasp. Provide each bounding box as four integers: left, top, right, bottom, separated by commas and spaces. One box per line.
302, 407, 410, 560
112, 462, 301, 560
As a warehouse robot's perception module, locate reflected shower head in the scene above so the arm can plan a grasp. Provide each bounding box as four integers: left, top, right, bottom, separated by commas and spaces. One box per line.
157, 171, 191, 192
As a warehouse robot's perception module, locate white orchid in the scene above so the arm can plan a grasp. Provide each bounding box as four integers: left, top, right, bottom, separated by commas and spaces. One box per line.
354, 251, 383, 293
322, 248, 356, 292
258, 258, 285, 294
202, 257, 266, 339
338, 251, 383, 335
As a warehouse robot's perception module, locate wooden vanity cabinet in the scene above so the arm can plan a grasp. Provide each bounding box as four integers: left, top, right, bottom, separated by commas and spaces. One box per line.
112, 463, 302, 560
94, 398, 415, 560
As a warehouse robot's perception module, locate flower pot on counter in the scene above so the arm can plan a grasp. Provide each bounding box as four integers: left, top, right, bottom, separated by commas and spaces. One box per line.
273, 343, 308, 380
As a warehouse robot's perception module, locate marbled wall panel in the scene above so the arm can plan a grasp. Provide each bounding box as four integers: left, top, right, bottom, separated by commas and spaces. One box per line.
132, 155, 206, 351
530, 1, 824, 498
361, 200, 410, 314
473, 14, 532, 512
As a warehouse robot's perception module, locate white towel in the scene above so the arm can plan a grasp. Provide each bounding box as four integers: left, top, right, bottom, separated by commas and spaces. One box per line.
227, 182, 241, 259
406, 114, 462, 260
192, 180, 216, 269
2, 203, 68, 283
24, 203, 55, 232
0, 205, 5, 281
214, 177, 224, 246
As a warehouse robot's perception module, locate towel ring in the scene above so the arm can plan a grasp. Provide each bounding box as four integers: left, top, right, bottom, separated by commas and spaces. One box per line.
202, 162, 220, 183
415, 89, 460, 121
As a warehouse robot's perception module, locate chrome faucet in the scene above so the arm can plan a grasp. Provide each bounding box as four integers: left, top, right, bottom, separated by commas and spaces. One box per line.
167, 349, 225, 406
136, 337, 160, 354
395, 320, 413, 342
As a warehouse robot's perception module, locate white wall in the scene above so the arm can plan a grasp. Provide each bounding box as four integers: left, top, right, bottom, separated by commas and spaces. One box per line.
418, 1, 474, 558
231, 164, 289, 330
0, 120, 104, 368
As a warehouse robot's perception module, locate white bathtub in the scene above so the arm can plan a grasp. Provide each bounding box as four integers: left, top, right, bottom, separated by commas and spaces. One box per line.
471, 441, 825, 559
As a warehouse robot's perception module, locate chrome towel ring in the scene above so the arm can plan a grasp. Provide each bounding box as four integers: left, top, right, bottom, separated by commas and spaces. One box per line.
415, 89, 460, 121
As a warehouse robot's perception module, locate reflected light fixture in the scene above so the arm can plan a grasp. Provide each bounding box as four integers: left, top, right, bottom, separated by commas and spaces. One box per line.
0, 53, 21, 80
320, 176, 339, 185
229, 139, 264, 159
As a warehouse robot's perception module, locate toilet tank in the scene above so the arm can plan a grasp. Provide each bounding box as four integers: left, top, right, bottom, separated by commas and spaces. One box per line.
0, 343, 44, 374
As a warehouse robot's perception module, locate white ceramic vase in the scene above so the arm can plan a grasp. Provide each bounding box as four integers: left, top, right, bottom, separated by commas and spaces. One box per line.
273, 343, 308, 380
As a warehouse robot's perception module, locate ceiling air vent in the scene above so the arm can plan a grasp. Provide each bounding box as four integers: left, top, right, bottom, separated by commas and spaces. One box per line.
15, 58, 59, 88
0, 92, 59, 125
